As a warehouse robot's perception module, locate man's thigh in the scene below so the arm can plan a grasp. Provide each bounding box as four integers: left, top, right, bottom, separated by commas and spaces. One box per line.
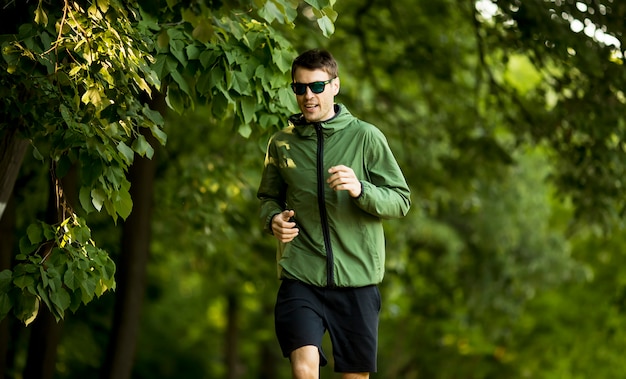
325, 285, 381, 373
274, 280, 328, 366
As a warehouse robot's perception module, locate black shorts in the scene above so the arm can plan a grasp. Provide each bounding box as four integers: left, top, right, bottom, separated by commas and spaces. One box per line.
274, 279, 381, 373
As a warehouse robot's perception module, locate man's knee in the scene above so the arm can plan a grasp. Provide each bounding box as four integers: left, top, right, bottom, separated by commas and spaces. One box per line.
291, 362, 318, 379
290, 345, 320, 379
341, 373, 369, 379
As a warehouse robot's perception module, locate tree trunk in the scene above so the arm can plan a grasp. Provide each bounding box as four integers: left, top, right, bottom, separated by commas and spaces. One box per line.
258, 302, 280, 379
0, 197, 16, 379
100, 132, 156, 379
21, 162, 77, 379
257, 342, 280, 379
22, 307, 62, 379
225, 293, 244, 379
101, 94, 165, 379
0, 130, 28, 222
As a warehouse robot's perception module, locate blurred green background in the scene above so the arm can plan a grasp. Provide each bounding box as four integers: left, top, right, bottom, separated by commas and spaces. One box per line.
2, 0, 626, 378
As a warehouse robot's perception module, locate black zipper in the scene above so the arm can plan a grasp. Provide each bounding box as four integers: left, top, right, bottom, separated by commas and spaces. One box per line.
314, 123, 335, 287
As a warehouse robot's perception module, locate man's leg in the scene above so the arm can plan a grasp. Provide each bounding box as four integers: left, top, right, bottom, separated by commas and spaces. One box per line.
341, 373, 369, 379
327, 286, 380, 376
290, 345, 320, 379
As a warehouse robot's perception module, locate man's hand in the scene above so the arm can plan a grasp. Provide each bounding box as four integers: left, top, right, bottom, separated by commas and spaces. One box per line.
327, 165, 361, 198
272, 210, 299, 243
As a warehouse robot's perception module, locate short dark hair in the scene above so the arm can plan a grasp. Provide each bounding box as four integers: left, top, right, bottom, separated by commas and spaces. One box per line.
291, 49, 338, 81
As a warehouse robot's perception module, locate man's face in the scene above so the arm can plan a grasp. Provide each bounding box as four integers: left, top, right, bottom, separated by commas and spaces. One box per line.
292, 68, 340, 123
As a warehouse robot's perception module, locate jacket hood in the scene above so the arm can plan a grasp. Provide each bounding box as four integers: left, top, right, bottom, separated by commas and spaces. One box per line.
288, 104, 354, 138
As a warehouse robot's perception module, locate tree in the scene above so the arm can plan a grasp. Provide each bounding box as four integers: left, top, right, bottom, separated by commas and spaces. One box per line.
0, 0, 161, 326
1, 1, 336, 378
0, 0, 335, 325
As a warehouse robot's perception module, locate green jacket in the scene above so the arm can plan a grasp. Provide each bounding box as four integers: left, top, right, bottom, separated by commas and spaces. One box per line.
257, 104, 411, 287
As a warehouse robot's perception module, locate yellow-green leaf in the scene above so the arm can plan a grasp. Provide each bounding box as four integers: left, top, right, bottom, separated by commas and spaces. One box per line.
96, 0, 109, 13
81, 88, 102, 107
192, 21, 214, 43
34, 2, 48, 26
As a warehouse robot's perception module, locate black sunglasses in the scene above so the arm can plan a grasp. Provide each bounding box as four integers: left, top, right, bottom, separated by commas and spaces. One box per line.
291, 78, 335, 95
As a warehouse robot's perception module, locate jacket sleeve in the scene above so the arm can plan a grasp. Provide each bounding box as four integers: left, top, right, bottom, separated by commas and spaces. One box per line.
354, 127, 411, 219
257, 135, 286, 234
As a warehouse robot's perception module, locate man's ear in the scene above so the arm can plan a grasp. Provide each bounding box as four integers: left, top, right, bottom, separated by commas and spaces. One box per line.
333, 77, 340, 95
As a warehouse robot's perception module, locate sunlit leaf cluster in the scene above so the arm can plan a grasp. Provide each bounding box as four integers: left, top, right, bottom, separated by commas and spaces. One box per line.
0, 0, 338, 325
1, 0, 164, 222
0, 0, 162, 323
0, 214, 115, 325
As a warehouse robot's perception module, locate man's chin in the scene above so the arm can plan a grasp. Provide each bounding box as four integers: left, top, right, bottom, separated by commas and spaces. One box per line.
302, 112, 320, 123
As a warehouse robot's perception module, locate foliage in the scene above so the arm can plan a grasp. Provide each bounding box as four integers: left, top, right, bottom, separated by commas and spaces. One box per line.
0, 0, 337, 324
0, 0, 162, 323
284, 0, 625, 376
477, 0, 626, 228
0, 214, 115, 325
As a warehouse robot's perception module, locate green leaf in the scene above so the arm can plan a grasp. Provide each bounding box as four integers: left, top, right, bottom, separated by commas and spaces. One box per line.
231, 71, 251, 95
305, 0, 334, 9
14, 291, 39, 326
259, 113, 280, 129
132, 134, 155, 158
166, 85, 186, 114
0, 292, 11, 321
101, 255, 116, 281
238, 124, 252, 138
50, 287, 71, 316
46, 267, 62, 292
169, 39, 187, 66
272, 49, 294, 74
170, 70, 191, 95
0, 270, 12, 293
152, 55, 167, 78
26, 223, 43, 245
258, 0, 283, 24
40, 266, 49, 288
32, 145, 44, 161
71, 224, 92, 244
192, 21, 214, 44
316, 15, 335, 38
18, 237, 34, 255
239, 96, 257, 125
105, 166, 126, 190
13, 263, 38, 276
63, 266, 79, 290
199, 49, 220, 69
117, 141, 135, 164
211, 92, 230, 119
142, 105, 164, 126
13, 274, 35, 291
149, 125, 168, 145
79, 186, 97, 213
80, 155, 104, 185
91, 188, 107, 212
80, 278, 97, 304
115, 187, 133, 220
196, 71, 213, 95
323, 6, 338, 22
36, 282, 52, 312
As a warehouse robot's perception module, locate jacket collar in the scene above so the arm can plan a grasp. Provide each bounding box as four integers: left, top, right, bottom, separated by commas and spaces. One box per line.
288, 104, 352, 138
